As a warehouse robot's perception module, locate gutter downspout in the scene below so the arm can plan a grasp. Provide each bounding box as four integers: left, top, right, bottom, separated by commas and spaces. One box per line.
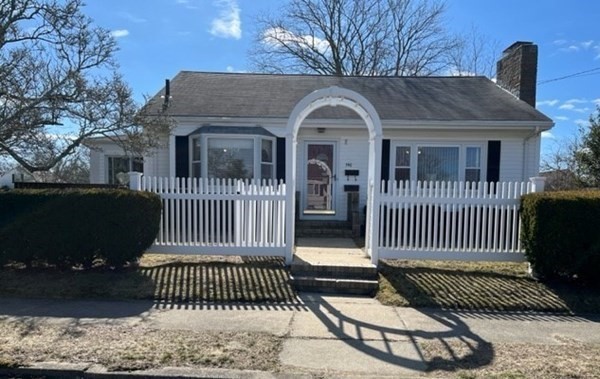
522, 126, 541, 181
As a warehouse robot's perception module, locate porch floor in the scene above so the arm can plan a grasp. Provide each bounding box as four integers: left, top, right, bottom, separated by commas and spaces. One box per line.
293, 237, 373, 267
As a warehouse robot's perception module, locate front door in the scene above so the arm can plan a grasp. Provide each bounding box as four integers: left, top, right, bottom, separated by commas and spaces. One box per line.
304, 142, 336, 215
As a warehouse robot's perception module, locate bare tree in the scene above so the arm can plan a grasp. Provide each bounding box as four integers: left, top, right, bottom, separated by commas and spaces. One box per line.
0, 0, 171, 173
449, 26, 499, 78
250, 0, 461, 76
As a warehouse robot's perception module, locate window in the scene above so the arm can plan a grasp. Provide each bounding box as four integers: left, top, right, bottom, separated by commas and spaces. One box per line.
107, 156, 143, 185
417, 146, 459, 182
189, 134, 276, 180
465, 147, 481, 182
207, 138, 254, 179
191, 137, 201, 178
261, 138, 274, 180
390, 142, 485, 183
394, 146, 411, 181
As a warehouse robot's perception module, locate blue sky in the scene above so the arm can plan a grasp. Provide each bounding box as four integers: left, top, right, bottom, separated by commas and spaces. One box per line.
84, 0, 600, 158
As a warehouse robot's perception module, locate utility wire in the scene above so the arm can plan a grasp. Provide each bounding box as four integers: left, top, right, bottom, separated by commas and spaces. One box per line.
538, 66, 600, 85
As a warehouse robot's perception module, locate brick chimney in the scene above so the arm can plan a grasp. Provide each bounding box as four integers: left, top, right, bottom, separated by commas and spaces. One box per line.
496, 41, 538, 107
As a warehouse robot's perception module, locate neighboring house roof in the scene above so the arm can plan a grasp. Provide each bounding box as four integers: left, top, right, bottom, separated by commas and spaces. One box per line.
147, 71, 553, 125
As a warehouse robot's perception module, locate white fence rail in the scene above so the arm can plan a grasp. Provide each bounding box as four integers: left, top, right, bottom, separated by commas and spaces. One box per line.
377, 180, 537, 261
137, 176, 287, 257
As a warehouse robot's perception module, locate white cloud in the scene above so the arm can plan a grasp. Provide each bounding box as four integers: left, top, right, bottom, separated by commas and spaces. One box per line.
226, 65, 234, 72
581, 40, 594, 49
553, 39, 567, 46
210, 0, 241, 40
559, 103, 575, 110
110, 29, 129, 38
575, 119, 588, 127
263, 27, 329, 54
565, 98, 587, 104
118, 12, 146, 23
554, 116, 569, 121
541, 131, 556, 139
593, 98, 600, 106
536, 99, 559, 107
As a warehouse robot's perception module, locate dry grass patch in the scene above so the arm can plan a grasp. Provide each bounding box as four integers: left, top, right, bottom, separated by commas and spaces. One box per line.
421, 339, 600, 379
377, 260, 600, 313
0, 254, 298, 304
0, 319, 281, 372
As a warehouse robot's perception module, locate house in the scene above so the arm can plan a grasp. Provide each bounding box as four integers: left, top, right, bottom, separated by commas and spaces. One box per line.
87, 41, 553, 264
0, 167, 35, 189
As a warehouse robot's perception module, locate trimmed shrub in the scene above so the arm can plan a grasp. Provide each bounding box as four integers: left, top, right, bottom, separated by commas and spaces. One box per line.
0, 189, 161, 268
521, 190, 600, 285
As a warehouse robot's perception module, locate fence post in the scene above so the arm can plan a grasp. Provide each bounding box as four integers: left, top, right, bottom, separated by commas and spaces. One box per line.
529, 176, 546, 193
129, 172, 143, 191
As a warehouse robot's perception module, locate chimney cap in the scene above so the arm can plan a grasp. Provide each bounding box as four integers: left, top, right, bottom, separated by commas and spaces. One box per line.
503, 41, 534, 55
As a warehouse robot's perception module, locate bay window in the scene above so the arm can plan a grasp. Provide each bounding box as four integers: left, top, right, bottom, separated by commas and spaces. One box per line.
189, 134, 276, 181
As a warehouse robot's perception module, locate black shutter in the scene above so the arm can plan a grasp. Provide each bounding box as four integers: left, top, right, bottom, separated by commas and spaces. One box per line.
175, 136, 189, 178
276, 137, 286, 182
486, 140, 501, 183
381, 139, 390, 182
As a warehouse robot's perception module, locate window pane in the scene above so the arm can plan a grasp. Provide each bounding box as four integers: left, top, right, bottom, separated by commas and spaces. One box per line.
417, 147, 459, 182
466, 147, 481, 168
192, 138, 201, 161
465, 168, 481, 182
132, 157, 143, 172
395, 146, 410, 167
109, 157, 129, 184
262, 139, 273, 163
261, 164, 273, 180
395, 168, 410, 181
207, 138, 254, 179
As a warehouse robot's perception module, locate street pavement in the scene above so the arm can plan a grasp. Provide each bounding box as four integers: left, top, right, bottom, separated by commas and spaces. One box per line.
0, 295, 599, 378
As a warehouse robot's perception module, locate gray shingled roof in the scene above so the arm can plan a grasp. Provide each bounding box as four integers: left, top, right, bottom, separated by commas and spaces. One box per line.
149, 71, 552, 123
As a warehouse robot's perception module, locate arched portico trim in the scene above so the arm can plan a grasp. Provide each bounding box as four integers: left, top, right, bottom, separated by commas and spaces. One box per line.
284, 86, 383, 265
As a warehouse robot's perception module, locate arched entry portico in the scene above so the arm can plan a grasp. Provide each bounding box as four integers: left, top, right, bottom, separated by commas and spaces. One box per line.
284, 86, 383, 265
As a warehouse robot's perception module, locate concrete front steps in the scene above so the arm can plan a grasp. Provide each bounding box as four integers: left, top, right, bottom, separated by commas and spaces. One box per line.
295, 220, 353, 238
290, 237, 378, 296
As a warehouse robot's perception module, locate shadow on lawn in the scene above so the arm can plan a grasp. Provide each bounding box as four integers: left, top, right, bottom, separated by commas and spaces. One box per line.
139, 256, 303, 310
377, 260, 600, 315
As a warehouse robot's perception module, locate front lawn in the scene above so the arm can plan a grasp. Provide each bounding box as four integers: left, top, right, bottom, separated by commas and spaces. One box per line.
377, 259, 600, 314
0, 255, 298, 304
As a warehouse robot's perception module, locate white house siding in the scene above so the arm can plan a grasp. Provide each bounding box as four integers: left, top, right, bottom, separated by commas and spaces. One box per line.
524, 134, 541, 178
498, 139, 524, 182
89, 148, 104, 184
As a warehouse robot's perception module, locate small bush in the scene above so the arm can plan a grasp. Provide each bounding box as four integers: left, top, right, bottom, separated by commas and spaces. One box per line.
0, 189, 161, 268
521, 190, 600, 285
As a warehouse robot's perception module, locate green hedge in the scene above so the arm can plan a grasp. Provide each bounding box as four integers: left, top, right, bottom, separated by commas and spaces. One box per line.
521, 190, 600, 285
0, 189, 162, 268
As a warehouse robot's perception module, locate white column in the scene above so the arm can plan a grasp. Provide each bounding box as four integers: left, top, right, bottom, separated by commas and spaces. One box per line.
529, 176, 546, 193
129, 172, 143, 191
284, 133, 296, 265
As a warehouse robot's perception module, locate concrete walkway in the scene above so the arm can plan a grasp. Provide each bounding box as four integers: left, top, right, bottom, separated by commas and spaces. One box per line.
1, 296, 599, 378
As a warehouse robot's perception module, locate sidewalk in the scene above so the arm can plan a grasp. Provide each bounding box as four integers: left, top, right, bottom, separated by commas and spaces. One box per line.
0, 295, 599, 378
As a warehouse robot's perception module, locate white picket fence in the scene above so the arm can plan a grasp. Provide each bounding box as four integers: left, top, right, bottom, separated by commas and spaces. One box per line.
377, 180, 537, 261
138, 176, 287, 257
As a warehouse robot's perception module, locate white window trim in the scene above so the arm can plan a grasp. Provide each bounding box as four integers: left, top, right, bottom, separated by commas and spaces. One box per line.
390, 141, 487, 182
188, 133, 276, 180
